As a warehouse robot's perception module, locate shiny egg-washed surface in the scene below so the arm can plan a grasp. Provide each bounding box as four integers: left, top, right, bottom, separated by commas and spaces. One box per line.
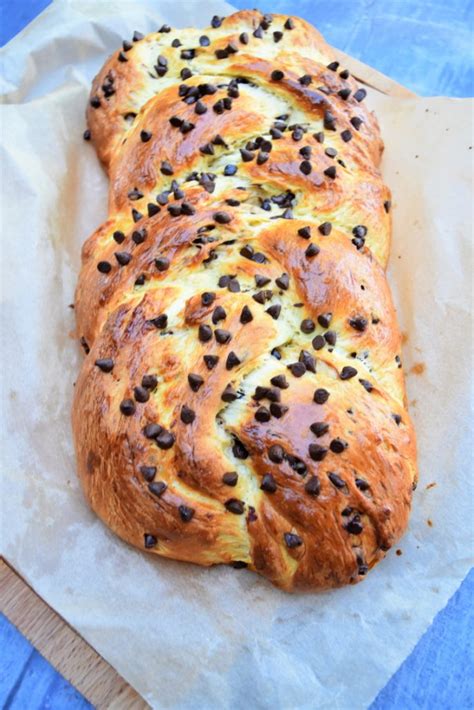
73, 9, 417, 591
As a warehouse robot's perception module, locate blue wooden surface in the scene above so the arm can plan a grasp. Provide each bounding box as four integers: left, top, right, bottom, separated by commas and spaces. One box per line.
1, 1, 473, 708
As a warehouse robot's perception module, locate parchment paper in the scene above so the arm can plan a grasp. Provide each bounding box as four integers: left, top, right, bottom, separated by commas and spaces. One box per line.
1, 2, 473, 708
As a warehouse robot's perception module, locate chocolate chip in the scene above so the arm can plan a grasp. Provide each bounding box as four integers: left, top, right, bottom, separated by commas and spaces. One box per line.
330, 438, 348, 453
112, 231, 125, 244
149, 481, 167, 497
324, 166, 337, 179
150, 314, 168, 329
299, 160, 312, 175
253, 27, 263, 38
90, 96, 101, 109
300, 319, 315, 334
131, 208, 143, 222
197, 324, 212, 343
253, 290, 273, 307
266, 304, 281, 320
392, 413, 402, 425
268, 444, 284, 463
160, 161, 174, 175
240, 148, 255, 162
327, 61, 339, 71
349, 316, 368, 332
114, 251, 132, 266
141, 376, 156, 393
132, 228, 147, 244
226, 351, 240, 370
299, 350, 316, 372
340, 366, 357, 380
221, 384, 238, 402
188, 373, 204, 391
298, 226, 311, 239
314, 388, 330, 404
318, 222, 332, 236
224, 164, 237, 176
215, 328, 231, 344
240, 305, 253, 324
134, 385, 150, 403
83, 128, 91, 140
199, 34, 210, 46
299, 74, 312, 86
233, 437, 249, 459
284, 532, 302, 548
255, 406, 271, 422
204, 355, 219, 370
305, 476, 321, 496
354, 88, 367, 102
143, 423, 162, 439
346, 518, 363, 534
95, 358, 114, 372
274, 273, 289, 291
120, 399, 135, 416
270, 402, 288, 418
255, 274, 271, 287
324, 330, 337, 346
355, 477, 370, 491
312, 335, 325, 350
270, 374, 288, 389
341, 129, 352, 142
156, 430, 175, 449
225, 499, 245, 514
339, 69, 350, 79
351, 116, 363, 130
179, 505, 195, 522
305, 243, 320, 258
97, 260, 111, 273
212, 306, 226, 324
140, 130, 152, 142
140, 466, 156, 482
328, 472, 346, 488
144, 534, 157, 548
310, 422, 329, 438
213, 211, 232, 224
180, 405, 196, 424
317, 312, 332, 328
309, 443, 328, 461
273, 31, 283, 42
261, 474, 277, 493
384, 200, 392, 213
359, 378, 373, 392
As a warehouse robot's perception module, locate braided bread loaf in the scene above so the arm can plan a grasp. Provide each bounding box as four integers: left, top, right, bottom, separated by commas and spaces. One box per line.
73, 9, 417, 591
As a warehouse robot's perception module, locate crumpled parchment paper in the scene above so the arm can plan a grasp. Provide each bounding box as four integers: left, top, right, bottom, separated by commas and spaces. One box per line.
1, 1, 473, 708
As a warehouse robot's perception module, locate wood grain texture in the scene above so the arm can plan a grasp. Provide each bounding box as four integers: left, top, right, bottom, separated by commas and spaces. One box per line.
0, 559, 149, 709
1, 51, 413, 708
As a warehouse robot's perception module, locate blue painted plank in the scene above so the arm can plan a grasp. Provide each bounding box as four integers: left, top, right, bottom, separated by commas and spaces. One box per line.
0, 615, 92, 710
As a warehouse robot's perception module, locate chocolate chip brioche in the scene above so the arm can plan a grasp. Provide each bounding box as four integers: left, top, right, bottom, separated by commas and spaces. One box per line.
73, 9, 417, 591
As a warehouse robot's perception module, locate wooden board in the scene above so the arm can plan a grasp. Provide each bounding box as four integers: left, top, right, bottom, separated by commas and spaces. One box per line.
0, 51, 415, 709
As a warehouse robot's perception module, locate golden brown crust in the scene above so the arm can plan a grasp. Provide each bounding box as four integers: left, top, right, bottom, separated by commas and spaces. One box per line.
74, 10, 417, 591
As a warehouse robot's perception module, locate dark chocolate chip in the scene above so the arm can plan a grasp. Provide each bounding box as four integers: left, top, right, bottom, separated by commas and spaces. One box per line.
340, 366, 358, 380
188, 373, 204, 391
299, 74, 312, 86
143, 423, 162, 439
341, 129, 352, 142
346, 519, 363, 534
225, 498, 245, 514
359, 378, 373, 392
310, 421, 329, 437
140, 130, 152, 142
120, 399, 135, 416
305, 243, 320, 258
150, 314, 168, 329
266, 304, 281, 320
318, 312, 332, 328
314, 388, 330, 404
300, 319, 315, 334
212, 306, 226, 324
328, 472, 346, 489
134, 385, 150, 403
305, 475, 321, 496
179, 505, 195, 522
149, 481, 167, 497
351, 116, 363, 130
318, 222, 332, 236
215, 328, 231, 344
115, 251, 132, 266
284, 532, 303, 548
324, 330, 337, 346
261, 473, 277, 493
240, 305, 253, 324
222, 472, 238, 486
255, 406, 271, 422
268, 444, 284, 463
354, 88, 367, 102
349, 316, 368, 331
298, 226, 311, 239
324, 166, 337, 179
309, 443, 328, 461
95, 358, 114, 372
198, 324, 213, 342
270, 402, 288, 418
204, 355, 219, 370
312, 334, 325, 350
330, 438, 348, 453
270, 374, 289, 389
226, 351, 240, 370
97, 260, 112, 273
221, 384, 238, 402
180, 405, 196, 424
355, 477, 370, 491
140, 466, 156, 482
156, 430, 175, 449
144, 534, 157, 548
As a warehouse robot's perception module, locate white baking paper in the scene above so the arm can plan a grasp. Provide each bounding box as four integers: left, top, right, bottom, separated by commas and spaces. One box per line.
1, 2, 473, 708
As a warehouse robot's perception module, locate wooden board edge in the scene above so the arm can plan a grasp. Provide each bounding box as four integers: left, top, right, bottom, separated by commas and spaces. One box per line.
332, 48, 418, 98
0, 557, 149, 710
